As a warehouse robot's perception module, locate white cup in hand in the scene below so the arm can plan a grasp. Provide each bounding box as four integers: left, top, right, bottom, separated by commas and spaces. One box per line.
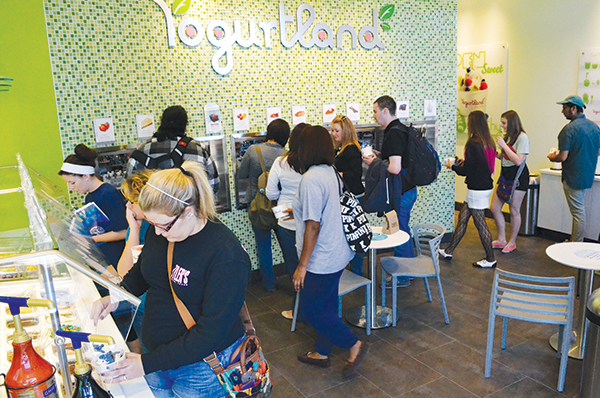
361, 146, 374, 157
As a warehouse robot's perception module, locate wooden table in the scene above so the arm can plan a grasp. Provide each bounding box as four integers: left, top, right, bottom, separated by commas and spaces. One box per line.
346, 226, 410, 329
546, 242, 600, 359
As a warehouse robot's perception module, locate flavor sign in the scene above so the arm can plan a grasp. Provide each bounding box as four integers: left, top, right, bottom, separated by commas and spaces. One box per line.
151, 1, 394, 75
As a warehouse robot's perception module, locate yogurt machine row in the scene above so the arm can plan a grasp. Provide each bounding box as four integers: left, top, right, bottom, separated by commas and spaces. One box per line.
95, 121, 438, 211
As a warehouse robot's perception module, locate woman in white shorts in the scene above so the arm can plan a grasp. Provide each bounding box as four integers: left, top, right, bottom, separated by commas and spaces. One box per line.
439, 111, 498, 268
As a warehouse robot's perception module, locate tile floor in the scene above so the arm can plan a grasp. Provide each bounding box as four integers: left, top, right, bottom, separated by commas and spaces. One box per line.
246, 216, 599, 397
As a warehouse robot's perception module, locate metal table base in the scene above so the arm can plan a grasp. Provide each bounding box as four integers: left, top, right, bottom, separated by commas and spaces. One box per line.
346, 305, 393, 329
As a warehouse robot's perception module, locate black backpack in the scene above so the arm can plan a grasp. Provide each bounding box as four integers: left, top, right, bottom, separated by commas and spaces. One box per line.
130, 136, 193, 170
399, 124, 441, 187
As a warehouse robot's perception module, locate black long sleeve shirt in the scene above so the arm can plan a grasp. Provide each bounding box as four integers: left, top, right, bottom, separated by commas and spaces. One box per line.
335, 144, 365, 195
452, 141, 493, 190
121, 220, 251, 374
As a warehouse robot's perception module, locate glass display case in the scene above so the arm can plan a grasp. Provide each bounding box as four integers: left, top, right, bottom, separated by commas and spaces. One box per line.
0, 156, 146, 398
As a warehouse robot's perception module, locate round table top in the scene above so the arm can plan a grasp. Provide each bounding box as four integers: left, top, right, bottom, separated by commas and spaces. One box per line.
370, 226, 410, 250
546, 242, 600, 271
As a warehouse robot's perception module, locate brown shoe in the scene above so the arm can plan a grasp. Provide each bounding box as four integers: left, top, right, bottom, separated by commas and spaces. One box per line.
297, 352, 330, 368
342, 341, 370, 378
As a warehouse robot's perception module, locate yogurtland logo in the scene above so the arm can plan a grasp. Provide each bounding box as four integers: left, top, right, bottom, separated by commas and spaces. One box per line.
151, 1, 393, 75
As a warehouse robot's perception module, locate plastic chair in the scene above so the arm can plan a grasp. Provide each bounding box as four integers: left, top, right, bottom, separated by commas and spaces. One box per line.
291, 269, 371, 335
380, 223, 449, 326
485, 268, 575, 392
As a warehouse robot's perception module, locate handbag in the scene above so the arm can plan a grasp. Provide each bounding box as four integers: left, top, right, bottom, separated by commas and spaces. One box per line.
496, 162, 526, 204
166, 242, 272, 397
335, 169, 372, 253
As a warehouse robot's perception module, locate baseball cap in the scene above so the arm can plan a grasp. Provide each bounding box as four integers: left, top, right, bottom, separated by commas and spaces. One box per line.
557, 95, 586, 109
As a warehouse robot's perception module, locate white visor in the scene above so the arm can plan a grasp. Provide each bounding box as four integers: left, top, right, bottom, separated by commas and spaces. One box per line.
61, 163, 96, 175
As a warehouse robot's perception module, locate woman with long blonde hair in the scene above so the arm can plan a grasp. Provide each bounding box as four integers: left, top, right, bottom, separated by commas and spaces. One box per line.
331, 115, 364, 196
92, 161, 251, 398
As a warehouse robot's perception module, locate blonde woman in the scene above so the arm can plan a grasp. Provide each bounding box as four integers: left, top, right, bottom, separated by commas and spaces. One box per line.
331, 115, 364, 196
93, 161, 251, 398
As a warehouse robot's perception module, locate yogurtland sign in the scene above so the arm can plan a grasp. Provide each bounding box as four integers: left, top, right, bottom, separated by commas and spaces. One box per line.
151, 1, 388, 75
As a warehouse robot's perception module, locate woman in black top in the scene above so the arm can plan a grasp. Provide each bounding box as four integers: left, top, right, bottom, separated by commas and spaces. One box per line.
331, 116, 364, 196
92, 161, 251, 398
331, 115, 366, 275
439, 111, 497, 268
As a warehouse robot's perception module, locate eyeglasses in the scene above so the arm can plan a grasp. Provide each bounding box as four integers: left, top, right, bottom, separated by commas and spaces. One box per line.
146, 212, 183, 232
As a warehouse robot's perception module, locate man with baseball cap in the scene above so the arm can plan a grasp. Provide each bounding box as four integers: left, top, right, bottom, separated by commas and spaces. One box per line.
548, 95, 600, 242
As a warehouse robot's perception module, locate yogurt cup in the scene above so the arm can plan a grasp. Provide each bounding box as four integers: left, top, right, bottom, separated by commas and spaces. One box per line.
131, 245, 143, 264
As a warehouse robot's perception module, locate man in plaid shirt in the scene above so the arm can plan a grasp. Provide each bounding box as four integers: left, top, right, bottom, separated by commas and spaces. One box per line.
126, 106, 220, 193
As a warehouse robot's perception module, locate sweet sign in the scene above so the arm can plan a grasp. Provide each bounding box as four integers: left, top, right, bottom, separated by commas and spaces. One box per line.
150, 1, 393, 75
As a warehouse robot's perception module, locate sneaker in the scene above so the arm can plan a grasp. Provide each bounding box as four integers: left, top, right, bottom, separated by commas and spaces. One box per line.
501, 243, 517, 254
473, 259, 497, 268
492, 240, 507, 249
438, 248, 453, 259
380, 275, 410, 289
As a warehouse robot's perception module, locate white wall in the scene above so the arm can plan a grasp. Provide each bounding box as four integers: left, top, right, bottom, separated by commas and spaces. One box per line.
456, 0, 600, 201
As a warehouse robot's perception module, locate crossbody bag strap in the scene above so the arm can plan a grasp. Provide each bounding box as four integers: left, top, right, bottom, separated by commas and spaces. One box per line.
167, 241, 196, 329
255, 145, 267, 173
509, 161, 527, 201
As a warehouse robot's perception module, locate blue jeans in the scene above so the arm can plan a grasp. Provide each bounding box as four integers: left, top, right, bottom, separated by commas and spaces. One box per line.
393, 187, 417, 258
348, 253, 364, 276
144, 335, 245, 398
277, 226, 299, 281
299, 269, 358, 356
252, 226, 283, 291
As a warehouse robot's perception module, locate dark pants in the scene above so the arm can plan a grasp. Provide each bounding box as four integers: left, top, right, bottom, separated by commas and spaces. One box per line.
393, 187, 417, 258
300, 269, 358, 356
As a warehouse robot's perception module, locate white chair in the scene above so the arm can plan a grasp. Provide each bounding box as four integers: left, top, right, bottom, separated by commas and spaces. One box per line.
291, 269, 371, 335
380, 223, 449, 326
485, 268, 575, 392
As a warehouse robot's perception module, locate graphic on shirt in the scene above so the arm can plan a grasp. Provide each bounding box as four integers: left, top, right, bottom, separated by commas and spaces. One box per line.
171, 264, 191, 286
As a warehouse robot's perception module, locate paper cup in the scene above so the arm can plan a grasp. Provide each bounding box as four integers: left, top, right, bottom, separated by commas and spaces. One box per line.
131, 245, 143, 263
92, 349, 125, 384
361, 146, 374, 157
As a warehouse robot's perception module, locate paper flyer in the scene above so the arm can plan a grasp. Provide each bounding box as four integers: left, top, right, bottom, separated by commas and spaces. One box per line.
424, 100, 437, 118
578, 49, 600, 122
322, 104, 337, 124
292, 105, 307, 126
136, 114, 155, 140
233, 108, 250, 131
93, 118, 115, 144
396, 101, 409, 120
204, 103, 223, 135
266, 107, 282, 125
346, 103, 360, 123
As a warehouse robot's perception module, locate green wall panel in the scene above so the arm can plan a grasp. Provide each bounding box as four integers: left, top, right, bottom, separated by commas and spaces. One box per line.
42, 0, 458, 269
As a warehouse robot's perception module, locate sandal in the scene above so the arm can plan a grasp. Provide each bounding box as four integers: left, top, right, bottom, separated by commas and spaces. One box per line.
492, 240, 507, 249
297, 352, 330, 368
342, 341, 370, 378
502, 243, 517, 254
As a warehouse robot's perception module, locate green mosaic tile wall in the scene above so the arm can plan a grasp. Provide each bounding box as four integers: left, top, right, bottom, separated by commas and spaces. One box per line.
44, 0, 457, 270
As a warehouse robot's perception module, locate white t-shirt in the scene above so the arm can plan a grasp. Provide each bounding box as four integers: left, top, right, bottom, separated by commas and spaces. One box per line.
293, 165, 354, 274
501, 132, 529, 168
265, 156, 303, 230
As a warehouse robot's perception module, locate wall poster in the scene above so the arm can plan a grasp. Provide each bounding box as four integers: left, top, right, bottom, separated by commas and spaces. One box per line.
457, 43, 508, 139
578, 49, 600, 122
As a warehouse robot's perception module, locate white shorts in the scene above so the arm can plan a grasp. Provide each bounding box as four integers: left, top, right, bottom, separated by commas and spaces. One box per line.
464, 189, 493, 210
